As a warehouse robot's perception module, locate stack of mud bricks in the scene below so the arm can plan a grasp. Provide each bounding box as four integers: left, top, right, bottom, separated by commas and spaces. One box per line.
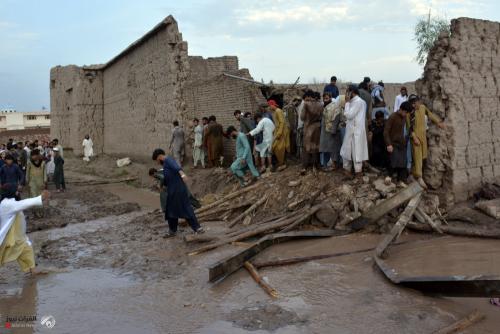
417, 17, 500, 206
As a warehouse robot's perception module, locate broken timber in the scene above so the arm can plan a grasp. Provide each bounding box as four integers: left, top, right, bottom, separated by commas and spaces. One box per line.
407, 221, 500, 239
208, 230, 347, 283
195, 183, 259, 214
244, 261, 278, 298
228, 195, 268, 228
350, 181, 423, 231
433, 310, 484, 334
375, 193, 422, 258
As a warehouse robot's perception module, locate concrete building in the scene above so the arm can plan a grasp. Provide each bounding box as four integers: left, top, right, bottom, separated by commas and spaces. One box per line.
0, 110, 51, 131
50, 15, 264, 159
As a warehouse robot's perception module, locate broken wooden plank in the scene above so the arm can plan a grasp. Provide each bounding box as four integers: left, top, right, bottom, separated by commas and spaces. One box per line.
197, 200, 253, 219
280, 204, 323, 233
375, 193, 422, 258
228, 195, 268, 228
208, 230, 346, 283
253, 247, 376, 269
415, 207, 443, 234
351, 181, 423, 231
407, 221, 500, 239
195, 183, 260, 214
244, 261, 278, 298
433, 310, 484, 334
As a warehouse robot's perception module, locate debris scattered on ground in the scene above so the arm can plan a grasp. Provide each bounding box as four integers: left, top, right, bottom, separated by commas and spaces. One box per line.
116, 157, 132, 167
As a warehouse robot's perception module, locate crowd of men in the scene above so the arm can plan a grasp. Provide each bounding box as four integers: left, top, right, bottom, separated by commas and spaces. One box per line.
0, 138, 67, 205
166, 76, 445, 189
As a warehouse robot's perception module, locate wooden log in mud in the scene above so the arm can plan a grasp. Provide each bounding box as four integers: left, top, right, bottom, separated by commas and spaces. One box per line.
183, 234, 219, 243
433, 310, 484, 334
197, 200, 253, 219
414, 207, 443, 234
407, 221, 500, 239
208, 230, 346, 282
244, 261, 278, 298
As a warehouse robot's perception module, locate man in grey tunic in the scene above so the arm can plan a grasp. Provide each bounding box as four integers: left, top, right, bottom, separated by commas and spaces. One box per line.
169, 120, 185, 166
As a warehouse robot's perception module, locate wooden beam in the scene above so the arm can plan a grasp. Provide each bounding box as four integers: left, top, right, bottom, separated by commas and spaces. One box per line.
208, 230, 345, 283
433, 310, 484, 334
244, 261, 278, 298
414, 207, 443, 234
407, 221, 500, 239
375, 193, 422, 258
228, 195, 268, 228
195, 183, 260, 214
351, 181, 423, 231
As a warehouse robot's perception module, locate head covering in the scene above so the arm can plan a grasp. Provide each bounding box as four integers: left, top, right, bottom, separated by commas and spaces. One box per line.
292, 96, 302, 102
267, 100, 278, 108
53, 147, 60, 152
348, 84, 359, 95
363, 77, 371, 83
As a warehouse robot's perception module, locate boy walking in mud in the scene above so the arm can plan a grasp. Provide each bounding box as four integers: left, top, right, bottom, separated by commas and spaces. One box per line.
152, 149, 204, 237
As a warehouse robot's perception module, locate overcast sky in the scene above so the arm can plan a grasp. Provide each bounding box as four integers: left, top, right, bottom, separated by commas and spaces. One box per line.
1, 0, 499, 111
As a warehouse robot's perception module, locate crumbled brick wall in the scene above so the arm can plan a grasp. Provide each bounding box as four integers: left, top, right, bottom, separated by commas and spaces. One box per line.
184, 68, 266, 161
417, 17, 500, 206
50, 65, 104, 155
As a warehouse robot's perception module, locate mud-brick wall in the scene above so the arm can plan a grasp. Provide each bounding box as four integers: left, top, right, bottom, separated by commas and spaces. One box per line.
50, 65, 104, 155
187, 56, 239, 84
102, 21, 189, 159
417, 17, 500, 206
184, 69, 266, 161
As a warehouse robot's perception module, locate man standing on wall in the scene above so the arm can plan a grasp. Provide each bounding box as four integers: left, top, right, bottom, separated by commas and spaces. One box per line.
170, 120, 185, 166
340, 85, 368, 180
407, 95, 446, 189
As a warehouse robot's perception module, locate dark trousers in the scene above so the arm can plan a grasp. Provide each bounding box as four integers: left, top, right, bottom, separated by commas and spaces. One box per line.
390, 167, 408, 182
302, 152, 320, 169
167, 217, 200, 233
320, 152, 331, 167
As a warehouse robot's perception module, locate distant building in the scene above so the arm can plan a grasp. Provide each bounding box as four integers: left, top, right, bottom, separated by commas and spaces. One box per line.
0, 110, 51, 131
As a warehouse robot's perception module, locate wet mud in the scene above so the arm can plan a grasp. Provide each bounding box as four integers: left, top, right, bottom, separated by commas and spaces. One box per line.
1, 160, 499, 333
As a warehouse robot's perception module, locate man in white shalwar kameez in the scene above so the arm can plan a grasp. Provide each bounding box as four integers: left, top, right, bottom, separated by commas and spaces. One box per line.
82, 135, 94, 162
249, 112, 275, 174
340, 85, 369, 178
0, 184, 48, 274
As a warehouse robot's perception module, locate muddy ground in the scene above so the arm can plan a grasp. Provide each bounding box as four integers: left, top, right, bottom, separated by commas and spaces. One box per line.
0, 154, 499, 334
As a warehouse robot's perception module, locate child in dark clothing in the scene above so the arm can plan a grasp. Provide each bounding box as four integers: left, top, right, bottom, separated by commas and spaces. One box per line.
369, 111, 389, 169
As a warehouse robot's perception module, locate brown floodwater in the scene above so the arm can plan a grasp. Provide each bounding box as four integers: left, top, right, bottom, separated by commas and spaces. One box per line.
2, 232, 499, 334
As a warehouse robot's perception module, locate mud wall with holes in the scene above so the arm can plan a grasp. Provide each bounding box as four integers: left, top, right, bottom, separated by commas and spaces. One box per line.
417, 17, 500, 206
50, 65, 104, 155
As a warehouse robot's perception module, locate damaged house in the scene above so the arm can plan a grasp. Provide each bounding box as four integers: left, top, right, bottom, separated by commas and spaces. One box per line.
50, 15, 265, 160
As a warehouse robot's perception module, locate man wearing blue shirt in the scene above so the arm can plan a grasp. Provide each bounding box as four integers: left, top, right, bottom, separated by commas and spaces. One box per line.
323, 76, 339, 99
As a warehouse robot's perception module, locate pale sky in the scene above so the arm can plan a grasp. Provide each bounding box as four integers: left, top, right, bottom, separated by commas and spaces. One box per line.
1, 0, 499, 111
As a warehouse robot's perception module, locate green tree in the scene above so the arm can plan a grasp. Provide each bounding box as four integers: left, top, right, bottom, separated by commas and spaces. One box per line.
414, 14, 450, 65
